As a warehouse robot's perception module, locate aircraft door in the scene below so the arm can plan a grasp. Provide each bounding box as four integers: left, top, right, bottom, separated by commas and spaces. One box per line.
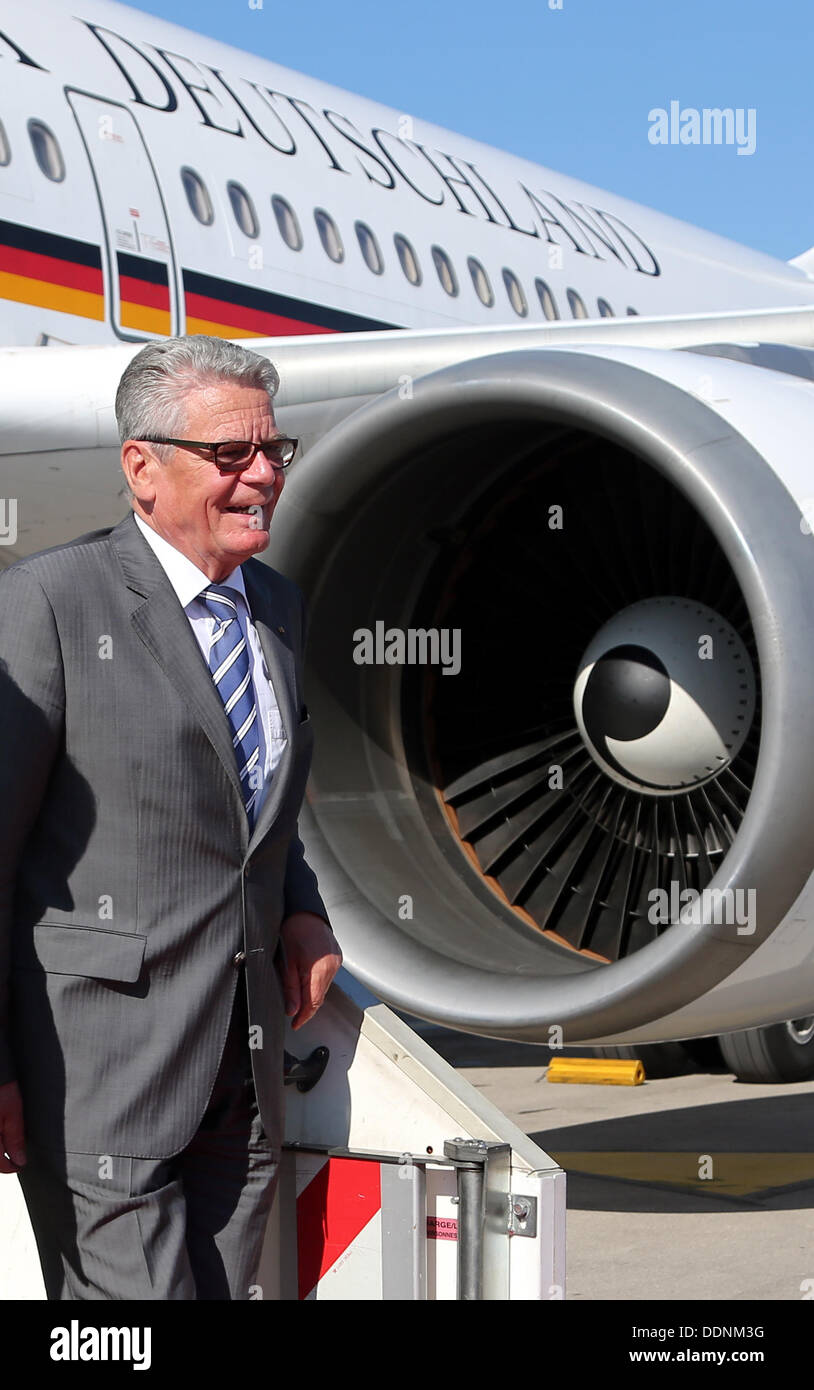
66, 90, 179, 339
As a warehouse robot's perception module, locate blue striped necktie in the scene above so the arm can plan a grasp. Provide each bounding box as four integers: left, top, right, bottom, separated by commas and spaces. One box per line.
200, 584, 261, 827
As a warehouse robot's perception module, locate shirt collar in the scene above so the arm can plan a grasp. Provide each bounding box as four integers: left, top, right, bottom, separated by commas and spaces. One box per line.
133, 513, 248, 610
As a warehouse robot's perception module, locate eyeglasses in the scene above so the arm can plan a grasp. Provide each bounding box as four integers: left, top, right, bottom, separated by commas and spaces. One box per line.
139, 436, 299, 471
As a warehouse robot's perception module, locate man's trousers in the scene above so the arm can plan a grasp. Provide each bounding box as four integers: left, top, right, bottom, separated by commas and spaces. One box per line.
17, 977, 279, 1300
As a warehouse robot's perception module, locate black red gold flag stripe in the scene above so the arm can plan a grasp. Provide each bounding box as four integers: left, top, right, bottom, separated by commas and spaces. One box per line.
182, 268, 395, 338
116, 252, 172, 335
0, 221, 400, 337
0, 219, 104, 320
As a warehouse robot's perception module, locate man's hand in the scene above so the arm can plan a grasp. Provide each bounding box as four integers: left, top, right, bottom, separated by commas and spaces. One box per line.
278, 913, 342, 1030
0, 1081, 25, 1174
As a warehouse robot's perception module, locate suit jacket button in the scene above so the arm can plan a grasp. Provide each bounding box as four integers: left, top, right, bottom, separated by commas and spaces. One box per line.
233, 950, 247, 966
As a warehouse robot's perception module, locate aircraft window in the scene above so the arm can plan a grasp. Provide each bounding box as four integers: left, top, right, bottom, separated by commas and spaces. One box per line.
503, 267, 528, 317
28, 119, 64, 182
432, 245, 458, 297
315, 208, 344, 263
355, 221, 384, 275
181, 167, 214, 226
535, 279, 560, 320
627, 306, 639, 316
467, 257, 493, 307
0, 120, 10, 167
227, 181, 259, 238
272, 195, 302, 251
566, 288, 588, 319
394, 233, 422, 285
597, 298, 615, 318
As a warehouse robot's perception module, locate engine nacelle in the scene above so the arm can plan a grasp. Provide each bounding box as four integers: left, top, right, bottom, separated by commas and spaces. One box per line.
269, 345, 814, 1043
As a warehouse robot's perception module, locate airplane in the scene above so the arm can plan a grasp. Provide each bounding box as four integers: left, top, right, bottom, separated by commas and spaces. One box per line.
3, 0, 814, 1083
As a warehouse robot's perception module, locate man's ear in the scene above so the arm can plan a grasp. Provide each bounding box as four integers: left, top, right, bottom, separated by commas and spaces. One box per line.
121, 440, 159, 505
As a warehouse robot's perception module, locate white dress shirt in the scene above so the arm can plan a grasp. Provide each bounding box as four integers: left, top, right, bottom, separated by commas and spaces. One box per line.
134, 513, 287, 820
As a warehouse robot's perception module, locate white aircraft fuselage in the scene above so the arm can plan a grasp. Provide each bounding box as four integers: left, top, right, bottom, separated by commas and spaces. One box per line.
1, 0, 813, 348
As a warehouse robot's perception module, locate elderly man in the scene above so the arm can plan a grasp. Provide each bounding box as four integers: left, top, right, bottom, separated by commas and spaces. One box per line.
0, 335, 341, 1300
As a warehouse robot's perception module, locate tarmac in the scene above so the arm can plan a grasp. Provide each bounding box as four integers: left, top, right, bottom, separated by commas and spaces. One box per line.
412, 1023, 814, 1302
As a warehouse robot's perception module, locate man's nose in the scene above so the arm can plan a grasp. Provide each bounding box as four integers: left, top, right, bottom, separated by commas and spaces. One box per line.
242, 450, 282, 486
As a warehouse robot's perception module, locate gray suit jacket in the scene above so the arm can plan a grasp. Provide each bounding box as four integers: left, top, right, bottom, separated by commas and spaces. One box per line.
0, 511, 328, 1158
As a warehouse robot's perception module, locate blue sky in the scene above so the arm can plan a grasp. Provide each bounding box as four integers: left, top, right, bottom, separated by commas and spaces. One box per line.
126, 0, 812, 261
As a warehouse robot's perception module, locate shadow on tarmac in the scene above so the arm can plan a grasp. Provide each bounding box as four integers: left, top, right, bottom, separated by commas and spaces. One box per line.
529, 1092, 814, 1211
404, 1018, 814, 1215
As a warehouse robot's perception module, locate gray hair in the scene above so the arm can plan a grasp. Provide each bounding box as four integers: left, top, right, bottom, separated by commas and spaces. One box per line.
115, 335, 281, 445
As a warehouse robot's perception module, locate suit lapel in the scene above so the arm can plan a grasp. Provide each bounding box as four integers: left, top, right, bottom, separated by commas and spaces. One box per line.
111, 513, 248, 830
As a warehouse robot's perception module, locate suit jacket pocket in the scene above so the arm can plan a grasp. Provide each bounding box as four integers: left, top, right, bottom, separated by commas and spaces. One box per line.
28, 922, 147, 982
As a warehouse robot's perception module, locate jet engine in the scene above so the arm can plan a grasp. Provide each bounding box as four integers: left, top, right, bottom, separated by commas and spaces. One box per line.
270, 345, 814, 1044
